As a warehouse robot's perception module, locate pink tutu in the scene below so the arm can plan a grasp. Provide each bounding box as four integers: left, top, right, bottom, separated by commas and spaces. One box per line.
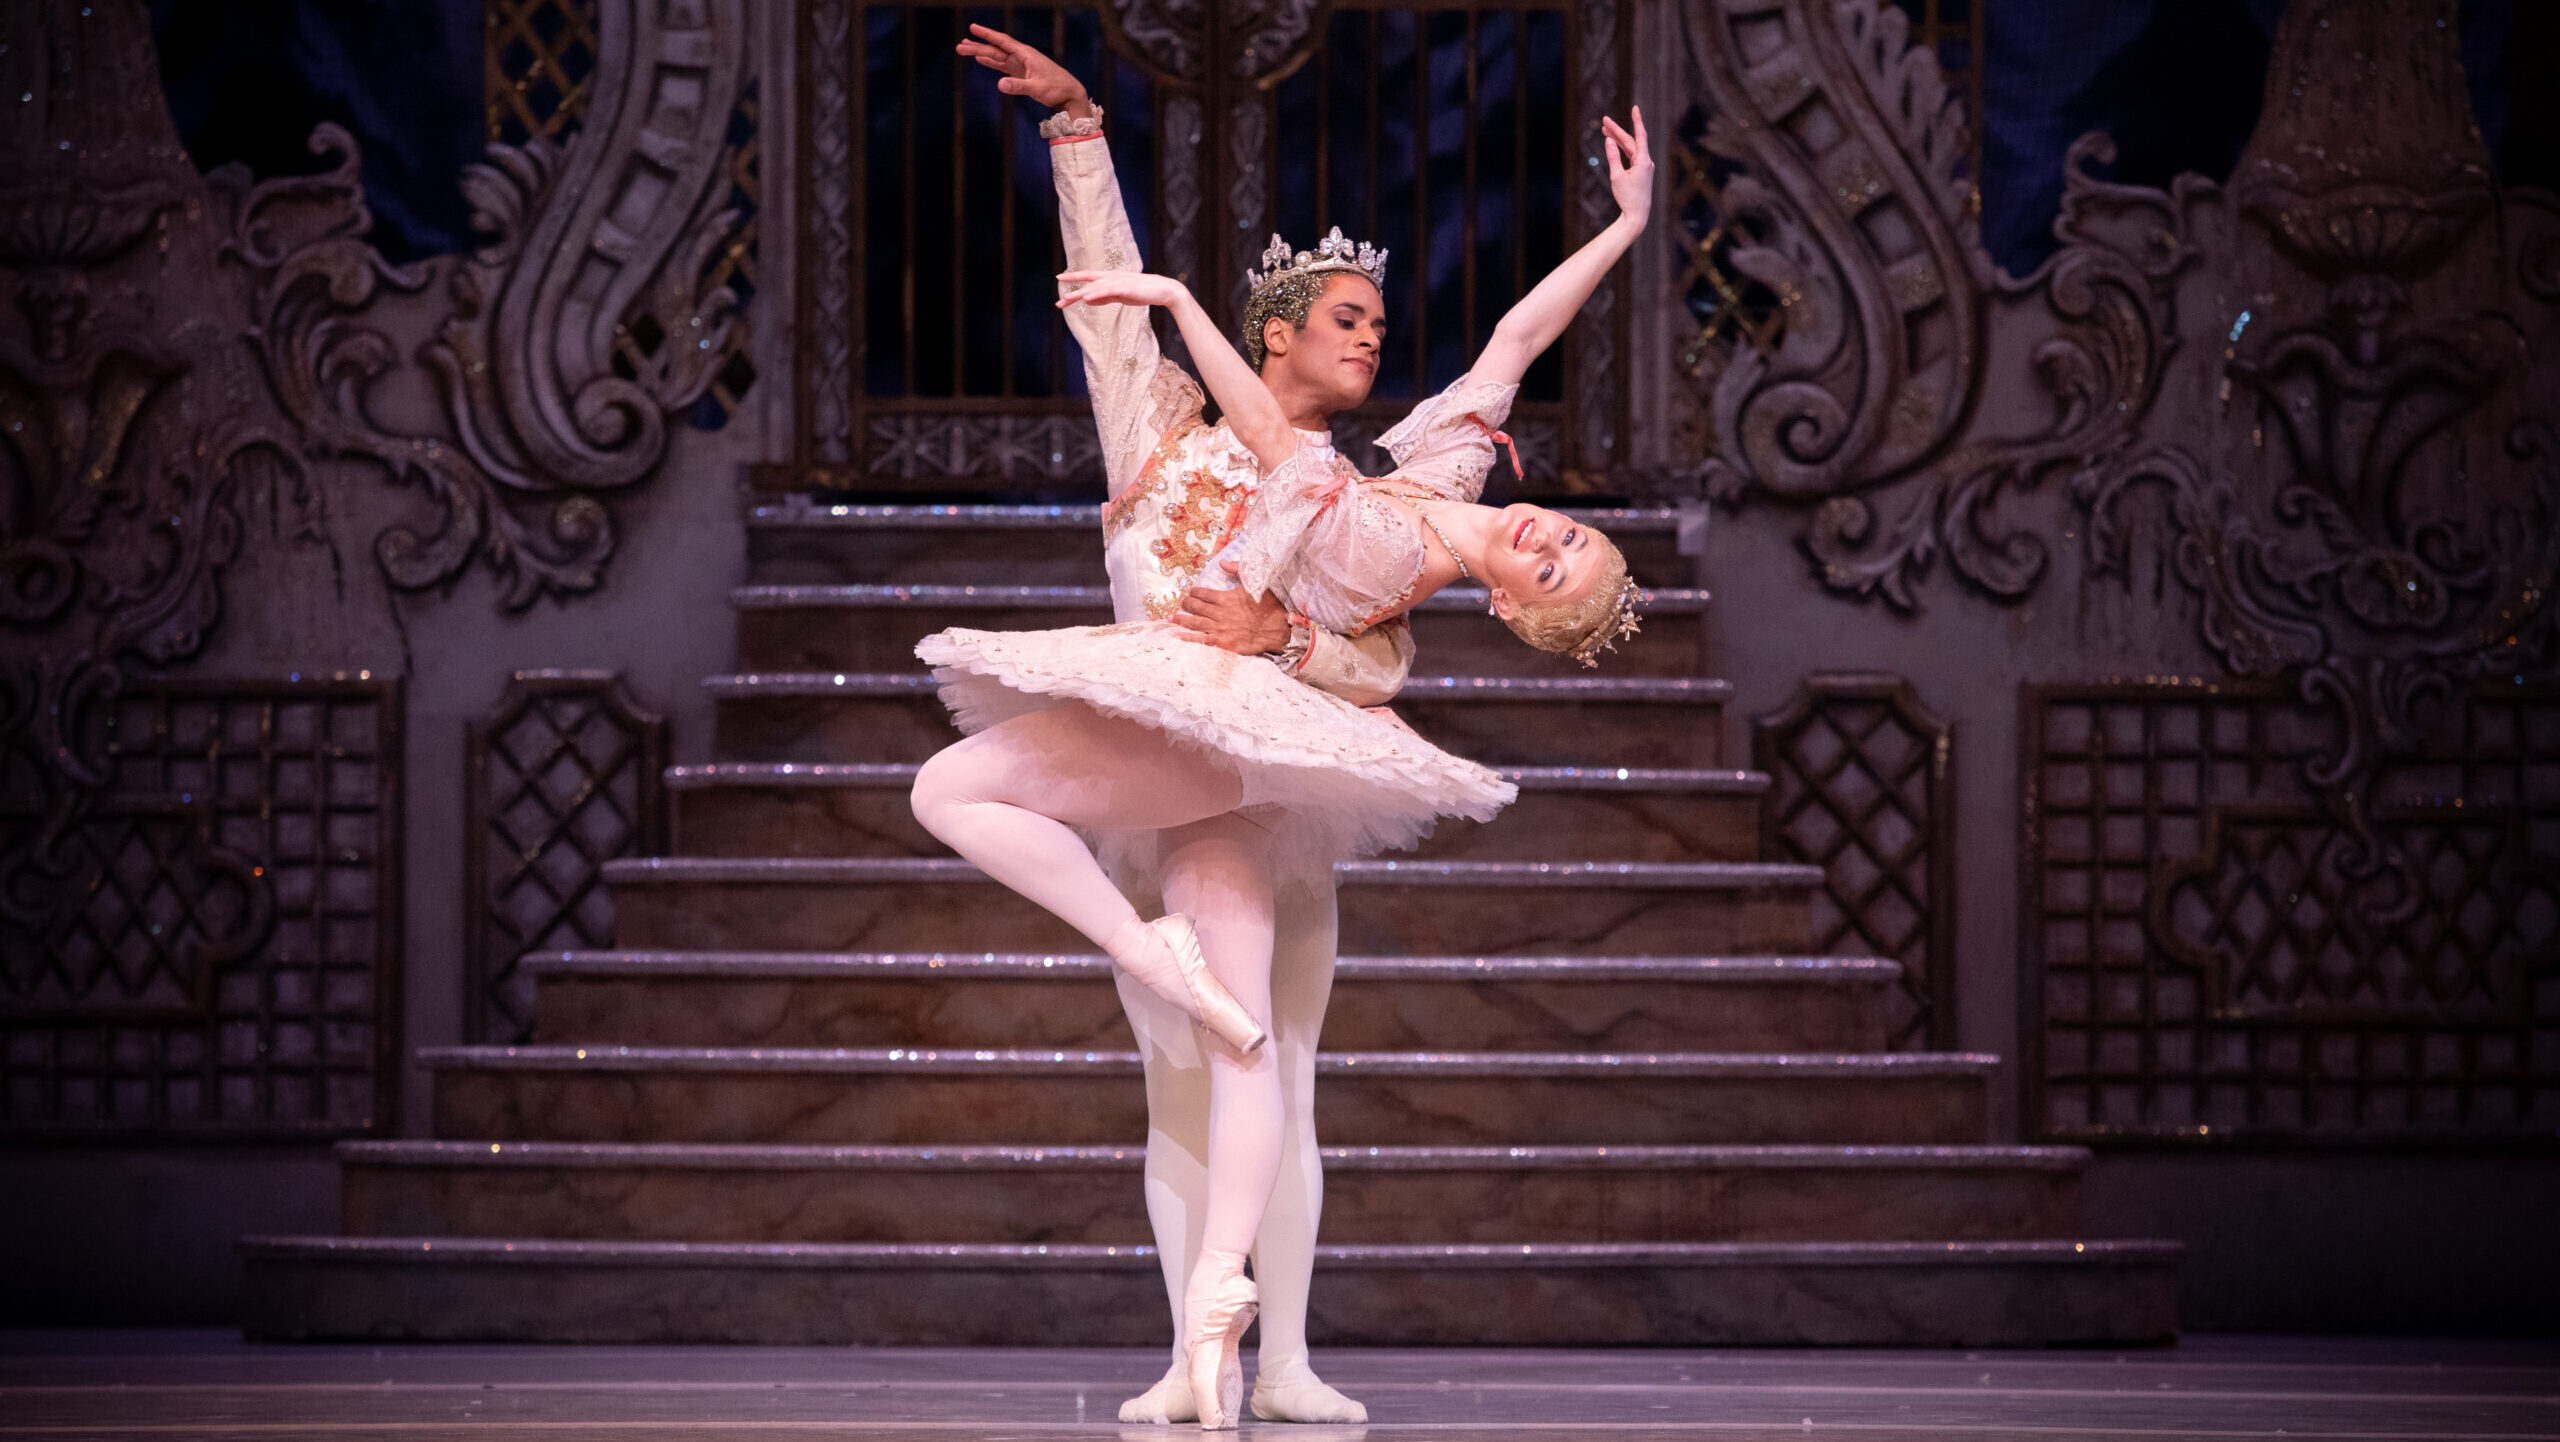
916, 620, 1514, 887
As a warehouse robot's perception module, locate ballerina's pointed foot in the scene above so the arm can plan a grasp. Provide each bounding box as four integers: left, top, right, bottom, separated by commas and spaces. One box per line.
1111, 913, 1268, 1054
1183, 1249, 1259, 1430
1118, 1365, 1196, 1423
1251, 1361, 1369, 1424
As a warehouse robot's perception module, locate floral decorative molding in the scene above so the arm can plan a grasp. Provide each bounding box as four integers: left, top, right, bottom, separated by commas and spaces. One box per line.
234, 0, 752, 607
2077, 0, 2556, 821
1680, 0, 2186, 609
0, 0, 751, 1135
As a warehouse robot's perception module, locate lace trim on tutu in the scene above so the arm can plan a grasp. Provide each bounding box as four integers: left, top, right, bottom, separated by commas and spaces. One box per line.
917, 623, 1514, 887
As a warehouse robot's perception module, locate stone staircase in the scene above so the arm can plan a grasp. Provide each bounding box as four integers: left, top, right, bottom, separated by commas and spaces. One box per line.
240, 499, 2181, 1347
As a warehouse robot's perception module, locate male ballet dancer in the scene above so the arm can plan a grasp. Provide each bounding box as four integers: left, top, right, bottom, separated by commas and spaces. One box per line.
960, 24, 1406, 1426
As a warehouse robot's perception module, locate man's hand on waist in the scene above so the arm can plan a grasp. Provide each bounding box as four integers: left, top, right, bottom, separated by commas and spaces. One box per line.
1173, 562, 1293, 654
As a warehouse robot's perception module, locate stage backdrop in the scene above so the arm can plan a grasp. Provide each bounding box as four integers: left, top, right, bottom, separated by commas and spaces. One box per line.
3, 0, 2554, 1331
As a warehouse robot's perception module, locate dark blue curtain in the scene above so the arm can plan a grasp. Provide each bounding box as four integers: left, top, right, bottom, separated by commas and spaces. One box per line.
1978, 0, 2515, 276
146, 0, 483, 264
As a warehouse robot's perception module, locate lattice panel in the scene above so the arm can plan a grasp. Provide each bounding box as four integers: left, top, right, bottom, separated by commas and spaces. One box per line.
1755, 675, 1955, 1049
464, 671, 665, 1044
487, 0, 601, 144
2024, 683, 2560, 1145
0, 679, 402, 1137
1670, 104, 1786, 381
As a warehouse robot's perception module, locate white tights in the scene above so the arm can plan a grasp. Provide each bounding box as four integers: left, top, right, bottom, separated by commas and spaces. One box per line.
909, 706, 1285, 1259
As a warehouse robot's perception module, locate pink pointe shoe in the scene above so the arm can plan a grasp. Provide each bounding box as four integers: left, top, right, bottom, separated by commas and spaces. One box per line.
1112, 913, 1268, 1054
1183, 1248, 1259, 1430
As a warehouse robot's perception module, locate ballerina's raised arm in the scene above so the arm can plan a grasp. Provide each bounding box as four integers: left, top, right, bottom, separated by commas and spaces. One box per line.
1054, 270, 1304, 478
1468, 106, 1651, 390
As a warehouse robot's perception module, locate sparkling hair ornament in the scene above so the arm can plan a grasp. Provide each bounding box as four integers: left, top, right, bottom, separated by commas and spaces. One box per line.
1502, 538, 1647, 668
1240, 227, 1388, 370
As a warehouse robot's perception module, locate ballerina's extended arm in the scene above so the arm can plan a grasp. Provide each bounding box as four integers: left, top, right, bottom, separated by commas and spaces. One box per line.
1057, 272, 1300, 476
1465, 108, 1654, 390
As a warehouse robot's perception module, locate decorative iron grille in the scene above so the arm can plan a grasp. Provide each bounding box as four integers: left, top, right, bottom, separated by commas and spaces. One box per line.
0, 678, 403, 1138
2022, 682, 2560, 1146
487, 0, 761, 431
1754, 673, 1955, 1049
779, 0, 1632, 495
487, 0, 601, 144
463, 671, 666, 1044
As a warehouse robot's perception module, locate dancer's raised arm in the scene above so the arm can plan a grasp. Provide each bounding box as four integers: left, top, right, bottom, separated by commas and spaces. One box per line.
960, 25, 1198, 500
1058, 271, 1299, 476
1465, 108, 1654, 389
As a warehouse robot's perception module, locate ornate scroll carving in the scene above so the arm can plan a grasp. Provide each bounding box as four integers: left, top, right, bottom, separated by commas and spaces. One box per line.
464, 670, 665, 1043
1230, 0, 1326, 79
0, 0, 327, 812
1103, 0, 1205, 83
2078, 0, 2556, 821
1679, 0, 2184, 608
1683, 0, 1987, 502
233, 0, 752, 607
1755, 673, 1955, 1050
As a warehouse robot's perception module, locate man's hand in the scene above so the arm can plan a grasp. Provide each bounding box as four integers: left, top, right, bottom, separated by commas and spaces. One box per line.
1175, 562, 1293, 654
955, 24, 1092, 115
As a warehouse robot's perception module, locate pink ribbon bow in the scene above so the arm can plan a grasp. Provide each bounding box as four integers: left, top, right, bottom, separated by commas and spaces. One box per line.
1466, 415, 1523, 482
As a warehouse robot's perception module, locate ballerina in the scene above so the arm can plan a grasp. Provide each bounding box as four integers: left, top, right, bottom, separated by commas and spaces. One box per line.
952, 22, 1652, 1426
907, 99, 1655, 1429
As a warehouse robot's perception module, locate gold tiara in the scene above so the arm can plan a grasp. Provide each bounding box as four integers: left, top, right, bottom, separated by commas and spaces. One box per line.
1563, 577, 1646, 668
1245, 226, 1388, 297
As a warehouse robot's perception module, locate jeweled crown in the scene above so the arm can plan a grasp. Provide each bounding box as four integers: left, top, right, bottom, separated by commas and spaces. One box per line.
1564, 577, 1647, 668
1245, 226, 1389, 297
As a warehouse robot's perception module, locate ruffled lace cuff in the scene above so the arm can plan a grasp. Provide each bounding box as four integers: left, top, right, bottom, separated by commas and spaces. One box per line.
1375, 374, 1520, 468
1038, 106, 1105, 140
1230, 439, 1342, 600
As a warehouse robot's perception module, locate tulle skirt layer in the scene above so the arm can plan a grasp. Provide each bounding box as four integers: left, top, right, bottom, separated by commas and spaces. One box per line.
915, 621, 1515, 888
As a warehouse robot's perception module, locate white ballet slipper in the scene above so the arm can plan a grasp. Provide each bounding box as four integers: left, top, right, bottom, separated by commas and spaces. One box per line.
1251, 1359, 1369, 1423
1118, 1363, 1197, 1423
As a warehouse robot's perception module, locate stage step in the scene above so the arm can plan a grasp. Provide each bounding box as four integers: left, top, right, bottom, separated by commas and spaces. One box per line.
707, 671, 1730, 767
524, 951, 1898, 1052
333, 1141, 2090, 1245
418, 1045, 1993, 1147
600, 856, 1821, 955
743, 501, 1699, 590
239, 1234, 2182, 1347
732, 583, 1711, 677
665, 762, 1769, 863
242, 485, 2180, 1353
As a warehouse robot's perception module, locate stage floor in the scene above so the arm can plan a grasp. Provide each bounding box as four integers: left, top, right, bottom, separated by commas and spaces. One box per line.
3, 1332, 2554, 1439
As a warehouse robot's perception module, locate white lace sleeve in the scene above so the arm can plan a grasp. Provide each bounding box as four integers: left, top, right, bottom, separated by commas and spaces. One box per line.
1371, 374, 1522, 503
1049, 114, 1200, 496
1230, 439, 1345, 603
